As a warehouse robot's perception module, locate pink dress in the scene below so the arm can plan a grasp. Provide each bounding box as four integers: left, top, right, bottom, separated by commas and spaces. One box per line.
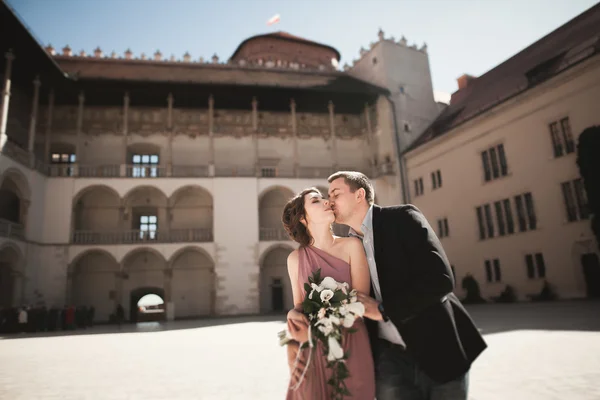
286, 246, 375, 400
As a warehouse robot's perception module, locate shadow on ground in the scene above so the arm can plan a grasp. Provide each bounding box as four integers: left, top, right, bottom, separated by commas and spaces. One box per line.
2, 300, 600, 340
467, 299, 600, 335
0, 313, 287, 340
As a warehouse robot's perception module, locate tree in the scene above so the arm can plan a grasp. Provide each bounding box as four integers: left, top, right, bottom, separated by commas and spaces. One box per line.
576, 126, 600, 250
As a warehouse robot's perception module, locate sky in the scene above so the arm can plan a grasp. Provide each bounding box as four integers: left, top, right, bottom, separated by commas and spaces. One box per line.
7, 0, 599, 103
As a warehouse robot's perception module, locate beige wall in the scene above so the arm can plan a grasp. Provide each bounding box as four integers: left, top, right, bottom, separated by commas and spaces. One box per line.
404, 55, 600, 300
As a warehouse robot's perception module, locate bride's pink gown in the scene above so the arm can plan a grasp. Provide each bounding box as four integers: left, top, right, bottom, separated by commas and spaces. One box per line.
286, 246, 375, 400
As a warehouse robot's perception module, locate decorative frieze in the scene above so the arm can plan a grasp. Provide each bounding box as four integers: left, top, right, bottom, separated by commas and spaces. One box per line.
44, 105, 372, 141
128, 107, 168, 136
212, 110, 253, 138
173, 109, 209, 137
256, 111, 292, 138
334, 114, 363, 139
296, 112, 331, 139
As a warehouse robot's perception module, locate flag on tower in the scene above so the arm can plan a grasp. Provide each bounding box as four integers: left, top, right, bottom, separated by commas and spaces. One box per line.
267, 14, 280, 25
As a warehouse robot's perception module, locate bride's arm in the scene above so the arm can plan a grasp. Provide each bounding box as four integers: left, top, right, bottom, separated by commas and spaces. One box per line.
347, 237, 371, 295
286, 250, 309, 342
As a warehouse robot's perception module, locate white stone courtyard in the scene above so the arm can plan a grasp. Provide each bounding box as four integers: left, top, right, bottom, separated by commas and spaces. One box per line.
1, 301, 599, 400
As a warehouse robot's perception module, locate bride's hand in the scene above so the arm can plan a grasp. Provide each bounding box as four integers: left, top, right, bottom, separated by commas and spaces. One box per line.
287, 308, 309, 325
287, 309, 309, 342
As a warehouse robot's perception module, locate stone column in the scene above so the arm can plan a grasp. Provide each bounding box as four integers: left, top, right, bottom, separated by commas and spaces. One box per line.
364, 103, 376, 176
252, 97, 259, 176
290, 98, 298, 177
121, 92, 129, 176
27, 76, 41, 158
328, 101, 338, 170
0, 50, 15, 151
75, 91, 85, 173
166, 93, 174, 176
44, 90, 54, 163
208, 95, 215, 176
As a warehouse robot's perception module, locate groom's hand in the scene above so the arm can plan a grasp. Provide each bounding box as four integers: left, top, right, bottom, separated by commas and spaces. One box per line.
357, 292, 383, 321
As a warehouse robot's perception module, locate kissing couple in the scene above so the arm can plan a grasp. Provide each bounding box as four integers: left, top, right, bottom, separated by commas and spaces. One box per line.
280, 171, 487, 400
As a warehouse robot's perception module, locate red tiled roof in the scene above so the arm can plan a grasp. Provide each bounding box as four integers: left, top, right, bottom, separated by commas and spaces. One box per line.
230, 31, 341, 61
406, 3, 600, 154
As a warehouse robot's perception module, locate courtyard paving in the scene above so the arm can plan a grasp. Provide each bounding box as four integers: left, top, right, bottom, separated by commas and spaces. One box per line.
1, 301, 599, 400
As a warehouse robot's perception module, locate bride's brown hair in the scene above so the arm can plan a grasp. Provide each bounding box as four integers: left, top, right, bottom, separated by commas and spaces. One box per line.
281, 187, 323, 247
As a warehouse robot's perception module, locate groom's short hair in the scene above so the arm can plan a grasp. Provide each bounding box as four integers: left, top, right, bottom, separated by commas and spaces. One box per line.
327, 171, 375, 205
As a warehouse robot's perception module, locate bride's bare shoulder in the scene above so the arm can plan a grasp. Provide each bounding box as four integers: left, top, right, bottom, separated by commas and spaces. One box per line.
287, 249, 300, 265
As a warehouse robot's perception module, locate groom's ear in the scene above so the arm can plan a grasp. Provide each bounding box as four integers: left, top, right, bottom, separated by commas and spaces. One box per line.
356, 188, 366, 202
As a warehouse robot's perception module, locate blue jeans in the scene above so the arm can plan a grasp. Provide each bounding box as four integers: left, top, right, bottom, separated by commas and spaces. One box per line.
375, 340, 469, 400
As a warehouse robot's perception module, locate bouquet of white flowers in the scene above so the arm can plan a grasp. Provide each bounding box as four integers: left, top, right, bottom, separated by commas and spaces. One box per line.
279, 269, 365, 399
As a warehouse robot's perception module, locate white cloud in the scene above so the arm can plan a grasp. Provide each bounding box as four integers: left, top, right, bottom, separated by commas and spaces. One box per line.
434, 90, 451, 104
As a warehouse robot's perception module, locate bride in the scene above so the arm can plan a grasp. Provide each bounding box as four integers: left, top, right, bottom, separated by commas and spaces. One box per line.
281, 187, 375, 399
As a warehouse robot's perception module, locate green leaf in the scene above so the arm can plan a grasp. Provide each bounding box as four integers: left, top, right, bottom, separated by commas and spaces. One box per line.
304, 283, 312, 293
330, 290, 346, 303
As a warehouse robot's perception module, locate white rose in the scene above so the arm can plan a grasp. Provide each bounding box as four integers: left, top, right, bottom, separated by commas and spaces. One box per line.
345, 301, 365, 317
327, 336, 344, 361
343, 314, 355, 328
320, 277, 339, 291
329, 315, 341, 326
338, 305, 348, 316
317, 316, 332, 328
320, 289, 334, 303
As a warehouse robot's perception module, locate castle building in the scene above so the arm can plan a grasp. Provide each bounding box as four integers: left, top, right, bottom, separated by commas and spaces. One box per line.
403, 4, 600, 300
0, 1, 439, 320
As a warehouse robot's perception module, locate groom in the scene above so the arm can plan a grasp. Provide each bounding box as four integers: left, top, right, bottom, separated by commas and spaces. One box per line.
327, 171, 487, 400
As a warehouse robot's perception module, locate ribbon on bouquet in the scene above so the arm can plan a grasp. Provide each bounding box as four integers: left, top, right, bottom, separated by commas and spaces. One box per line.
290, 324, 314, 391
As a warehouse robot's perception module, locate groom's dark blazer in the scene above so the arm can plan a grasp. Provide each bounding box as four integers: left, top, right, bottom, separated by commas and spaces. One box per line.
366, 204, 487, 384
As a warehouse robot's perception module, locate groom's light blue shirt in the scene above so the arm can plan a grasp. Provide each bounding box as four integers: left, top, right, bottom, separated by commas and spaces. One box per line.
349, 205, 406, 347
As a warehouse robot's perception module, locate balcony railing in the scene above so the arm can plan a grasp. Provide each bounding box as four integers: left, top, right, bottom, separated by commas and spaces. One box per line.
259, 227, 290, 241
214, 166, 256, 177
1, 142, 384, 180
0, 220, 25, 240
71, 228, 213, 244
171, 165, 210, 178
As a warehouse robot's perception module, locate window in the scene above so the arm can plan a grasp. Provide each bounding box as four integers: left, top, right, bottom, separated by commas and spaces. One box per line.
437, 218, 449, 238
132, 154, 159, 178
476, 206, 486, 240
515, 194, 526, 232
481, 144, 508, 182
502, 199, 515, 234
525, 253, 546, 279
432, 170, 442, 189
484, 204, 494, 238
261, 167, 277, 178
414, 177, 424, 197
478, 196, 521, 240
485, 259, 501, 282
494, 201, 506, 236
524, 193, 537, 230
562, 178, 589, 221
549, 117, 575, 157
50, 152, 76, 176
139, 215, 157, 240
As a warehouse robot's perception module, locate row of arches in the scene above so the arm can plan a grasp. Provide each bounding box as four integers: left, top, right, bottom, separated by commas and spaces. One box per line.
69, 246, 216, 322
0, 168, 31, 229
68, 244, 296, 321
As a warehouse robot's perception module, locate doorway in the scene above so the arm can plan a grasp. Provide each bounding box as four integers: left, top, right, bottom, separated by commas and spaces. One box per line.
271, 278, 284, 312
581, 253, 600, 298
129, 287, 165, 322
